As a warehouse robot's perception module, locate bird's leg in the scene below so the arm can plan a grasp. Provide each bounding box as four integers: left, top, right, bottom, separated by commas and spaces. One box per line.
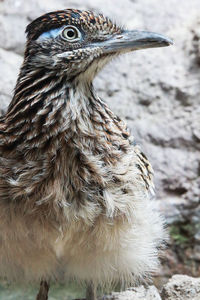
36, 280, 49, 300
86, 282, 97, 300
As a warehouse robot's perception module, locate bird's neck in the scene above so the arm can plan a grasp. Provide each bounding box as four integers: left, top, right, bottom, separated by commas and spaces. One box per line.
1, 67, 122, 158
0, 67, 130, 212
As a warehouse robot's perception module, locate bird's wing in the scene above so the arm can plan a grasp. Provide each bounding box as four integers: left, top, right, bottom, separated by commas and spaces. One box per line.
134, 145, 155, 197
113, 113, 155, 197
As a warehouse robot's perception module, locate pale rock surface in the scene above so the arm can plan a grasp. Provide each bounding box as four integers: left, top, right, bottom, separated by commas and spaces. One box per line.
103, 286, 161, 300
161, 275, 200, 300
0, 48, 22, 114
102, 276, 200, 300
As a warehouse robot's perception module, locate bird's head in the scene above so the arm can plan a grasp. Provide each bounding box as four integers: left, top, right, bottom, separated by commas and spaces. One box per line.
25, 9, 172, 82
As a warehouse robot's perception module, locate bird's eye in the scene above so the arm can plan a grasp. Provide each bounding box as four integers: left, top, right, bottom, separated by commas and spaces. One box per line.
62, 26, 81, 42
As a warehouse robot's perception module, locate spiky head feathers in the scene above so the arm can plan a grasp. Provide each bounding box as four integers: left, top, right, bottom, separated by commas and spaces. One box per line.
26, 9, 120, 40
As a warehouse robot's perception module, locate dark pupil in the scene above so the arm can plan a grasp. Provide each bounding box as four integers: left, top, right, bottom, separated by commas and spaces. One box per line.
67, 29, 75, 38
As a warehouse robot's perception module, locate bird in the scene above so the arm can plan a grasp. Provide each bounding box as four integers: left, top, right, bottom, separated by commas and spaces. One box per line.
0, 9, 172, 300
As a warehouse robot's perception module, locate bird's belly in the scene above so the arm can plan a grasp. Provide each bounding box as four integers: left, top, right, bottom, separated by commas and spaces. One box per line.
50, 205, 164, 284
0, 190, 164, 284
51, 216, 136, 283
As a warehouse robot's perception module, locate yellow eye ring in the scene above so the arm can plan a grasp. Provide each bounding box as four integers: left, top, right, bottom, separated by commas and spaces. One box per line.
62, 26, 81, 42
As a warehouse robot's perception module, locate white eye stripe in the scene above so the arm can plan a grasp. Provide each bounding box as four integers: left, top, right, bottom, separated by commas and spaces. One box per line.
38, 27, 65, 41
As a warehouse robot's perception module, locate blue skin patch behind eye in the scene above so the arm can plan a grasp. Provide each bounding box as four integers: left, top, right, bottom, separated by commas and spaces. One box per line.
38, 27, 65, 41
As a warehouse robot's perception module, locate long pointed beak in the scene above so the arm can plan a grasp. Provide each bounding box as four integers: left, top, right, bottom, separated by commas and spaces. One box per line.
99, 30, 173, 54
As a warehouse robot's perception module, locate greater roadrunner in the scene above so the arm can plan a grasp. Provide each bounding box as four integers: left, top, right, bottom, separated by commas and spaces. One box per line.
0, 9, 172, 300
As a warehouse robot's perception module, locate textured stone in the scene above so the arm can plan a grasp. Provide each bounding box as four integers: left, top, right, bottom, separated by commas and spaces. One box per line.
161, 275, 200, 300
0, 48, 22, 114
103, 286, 161, 300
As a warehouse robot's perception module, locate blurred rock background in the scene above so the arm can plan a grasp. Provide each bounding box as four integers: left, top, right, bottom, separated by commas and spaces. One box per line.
0, 0, 200, 299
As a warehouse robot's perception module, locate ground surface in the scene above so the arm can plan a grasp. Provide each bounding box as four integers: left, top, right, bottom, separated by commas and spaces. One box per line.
0, 282, 83, 299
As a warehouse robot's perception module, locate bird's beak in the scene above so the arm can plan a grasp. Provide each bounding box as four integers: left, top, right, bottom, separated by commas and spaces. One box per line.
99, 30, 173, 54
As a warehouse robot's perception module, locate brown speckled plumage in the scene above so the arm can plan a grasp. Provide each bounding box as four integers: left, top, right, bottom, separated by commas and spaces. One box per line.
0, 9, 172, 300
26, 9, 120, 40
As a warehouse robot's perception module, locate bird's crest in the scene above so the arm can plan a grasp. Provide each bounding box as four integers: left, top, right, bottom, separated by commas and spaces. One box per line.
26, 9, 120, 40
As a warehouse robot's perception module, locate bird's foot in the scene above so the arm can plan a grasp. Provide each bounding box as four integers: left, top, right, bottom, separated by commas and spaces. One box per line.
36, 280, 49, 300
86, 282, 97, 300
